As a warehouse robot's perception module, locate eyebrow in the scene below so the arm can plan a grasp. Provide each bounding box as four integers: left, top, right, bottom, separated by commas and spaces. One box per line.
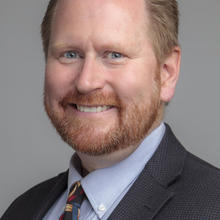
49, 38, 136, 55
97, 42, 129, 53
50, 43, 79, 51
62, 41, 129, 49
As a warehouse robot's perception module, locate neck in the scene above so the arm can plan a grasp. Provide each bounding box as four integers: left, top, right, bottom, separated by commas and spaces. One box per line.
77, 145, 139, 173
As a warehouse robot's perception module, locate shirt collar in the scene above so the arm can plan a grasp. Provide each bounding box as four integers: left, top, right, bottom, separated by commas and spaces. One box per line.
68, 123, 165, 218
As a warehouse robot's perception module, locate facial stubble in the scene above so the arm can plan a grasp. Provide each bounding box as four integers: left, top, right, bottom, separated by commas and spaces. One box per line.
44, 71, 162, 156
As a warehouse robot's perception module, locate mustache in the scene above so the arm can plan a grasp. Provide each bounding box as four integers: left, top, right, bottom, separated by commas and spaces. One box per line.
60, 90, 121, 107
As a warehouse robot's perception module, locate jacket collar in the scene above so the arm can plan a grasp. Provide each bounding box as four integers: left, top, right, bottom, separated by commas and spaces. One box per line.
108, 124, 187, 220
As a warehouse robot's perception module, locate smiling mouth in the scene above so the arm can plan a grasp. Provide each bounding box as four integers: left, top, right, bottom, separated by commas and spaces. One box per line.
69, 104, 113, 113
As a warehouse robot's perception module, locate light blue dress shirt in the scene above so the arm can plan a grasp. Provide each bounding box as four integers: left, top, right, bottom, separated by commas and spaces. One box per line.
43, 123, 165, 220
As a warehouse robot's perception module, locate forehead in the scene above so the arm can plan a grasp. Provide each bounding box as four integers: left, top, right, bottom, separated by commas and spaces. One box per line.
51, 0, 149, 39
55, 0, 148, 20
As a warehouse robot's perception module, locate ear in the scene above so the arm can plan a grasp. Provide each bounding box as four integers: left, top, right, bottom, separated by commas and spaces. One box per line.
160, 46, 181, 102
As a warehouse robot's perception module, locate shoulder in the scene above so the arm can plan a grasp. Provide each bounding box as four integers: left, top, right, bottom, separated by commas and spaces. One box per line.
14, 171, 67, 202
184, 151, 220, 187
170, 151, 220, 218
154, 124, 220, 218
1, 171, 68, 220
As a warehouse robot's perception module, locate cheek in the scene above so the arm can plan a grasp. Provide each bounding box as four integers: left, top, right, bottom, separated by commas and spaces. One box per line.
45, 62, 73, 104
109, 64, 156, 103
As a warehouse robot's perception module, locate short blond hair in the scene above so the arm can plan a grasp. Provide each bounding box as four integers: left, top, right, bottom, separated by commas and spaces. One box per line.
146, 0, 179, 64
41, 0, 179, 63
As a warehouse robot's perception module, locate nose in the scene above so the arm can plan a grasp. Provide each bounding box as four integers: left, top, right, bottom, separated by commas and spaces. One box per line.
75, 57, 106, 94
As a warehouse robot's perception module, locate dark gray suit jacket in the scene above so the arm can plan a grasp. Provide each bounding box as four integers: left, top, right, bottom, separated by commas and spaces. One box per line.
2, 125, 220, 219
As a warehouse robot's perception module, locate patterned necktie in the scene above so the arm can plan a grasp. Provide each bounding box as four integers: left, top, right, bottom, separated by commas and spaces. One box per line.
59, 181, 85, 220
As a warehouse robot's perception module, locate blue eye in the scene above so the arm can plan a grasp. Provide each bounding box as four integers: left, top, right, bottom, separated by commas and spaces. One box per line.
63, 51, 79, 59
59, 51, 83, 64
110, 52, 123, 59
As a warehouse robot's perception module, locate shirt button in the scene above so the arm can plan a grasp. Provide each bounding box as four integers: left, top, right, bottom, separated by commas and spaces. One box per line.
98, 204, 106, 211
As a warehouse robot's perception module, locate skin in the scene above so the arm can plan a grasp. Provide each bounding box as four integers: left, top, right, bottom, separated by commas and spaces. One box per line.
44, 0, 181, 172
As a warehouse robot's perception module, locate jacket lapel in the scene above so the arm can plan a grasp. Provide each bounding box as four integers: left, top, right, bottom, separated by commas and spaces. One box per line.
108, 124, 187, 220
33, 171, 68, 220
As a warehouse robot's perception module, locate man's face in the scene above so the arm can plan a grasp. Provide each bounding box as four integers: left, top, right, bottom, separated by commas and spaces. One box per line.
44, 0, 162, 155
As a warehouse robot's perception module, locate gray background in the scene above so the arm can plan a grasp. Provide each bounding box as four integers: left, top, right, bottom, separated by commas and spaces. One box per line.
0, 0, 220, 215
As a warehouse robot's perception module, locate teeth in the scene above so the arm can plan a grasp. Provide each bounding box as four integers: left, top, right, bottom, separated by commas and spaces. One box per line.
76, 105, 111, 113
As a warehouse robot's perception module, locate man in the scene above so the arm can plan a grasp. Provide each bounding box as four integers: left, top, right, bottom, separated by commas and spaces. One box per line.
2, 0, 220, 219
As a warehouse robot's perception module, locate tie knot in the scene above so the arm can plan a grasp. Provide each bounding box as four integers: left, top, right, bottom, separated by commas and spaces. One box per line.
67, 181, 85, 205
60, 181, 85, 220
